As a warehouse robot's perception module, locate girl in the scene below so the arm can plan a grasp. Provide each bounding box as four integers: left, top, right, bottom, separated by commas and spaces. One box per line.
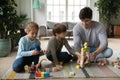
12, 22, 42, 73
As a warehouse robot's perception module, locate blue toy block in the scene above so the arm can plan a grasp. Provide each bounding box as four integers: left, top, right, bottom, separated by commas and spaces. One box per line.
44, 72, 50, 78
31, 43, 41, 51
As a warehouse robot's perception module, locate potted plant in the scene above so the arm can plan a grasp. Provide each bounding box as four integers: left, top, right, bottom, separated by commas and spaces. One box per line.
95, 0, 120, 37
18, 14, 29, 37
12, 14, 29, 49
0, 0, 20, 56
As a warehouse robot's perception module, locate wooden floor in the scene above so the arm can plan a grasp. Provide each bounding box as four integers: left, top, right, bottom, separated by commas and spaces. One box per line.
0, 38, 120, 80
41, 78, 120, 80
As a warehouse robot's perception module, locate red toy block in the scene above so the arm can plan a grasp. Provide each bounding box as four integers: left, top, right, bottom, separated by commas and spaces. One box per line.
35, 71, 41, 77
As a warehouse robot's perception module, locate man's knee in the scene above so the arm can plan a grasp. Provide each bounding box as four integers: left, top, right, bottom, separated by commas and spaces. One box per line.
105, 48, 113, 58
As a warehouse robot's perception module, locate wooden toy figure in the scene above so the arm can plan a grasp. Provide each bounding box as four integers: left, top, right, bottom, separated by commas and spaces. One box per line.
24, 65, 30, 73
80, 42, 90, 68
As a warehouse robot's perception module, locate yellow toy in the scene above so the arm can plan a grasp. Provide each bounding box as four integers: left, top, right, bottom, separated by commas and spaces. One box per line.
80, 42, 90, 68
75, 65, 80, 69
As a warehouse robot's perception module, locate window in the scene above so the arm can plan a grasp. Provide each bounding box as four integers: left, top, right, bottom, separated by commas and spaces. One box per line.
47, 0, 87, 22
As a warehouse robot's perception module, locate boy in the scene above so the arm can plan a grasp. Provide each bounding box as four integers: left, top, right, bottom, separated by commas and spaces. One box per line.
46, 23, 81, 71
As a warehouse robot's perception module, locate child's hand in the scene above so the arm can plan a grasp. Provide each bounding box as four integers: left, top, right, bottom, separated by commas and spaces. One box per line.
32, 50, 39, 55
56, 64, 63, 70
77, 58, 80, 64
75, 52, 81, 58
36, 64, 40, 70
41, 50, 47, 54
52, 65, 63, 72
59, 62, 63, 65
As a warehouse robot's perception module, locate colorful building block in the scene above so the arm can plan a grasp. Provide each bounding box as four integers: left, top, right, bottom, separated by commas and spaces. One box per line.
35, 71, 50, 78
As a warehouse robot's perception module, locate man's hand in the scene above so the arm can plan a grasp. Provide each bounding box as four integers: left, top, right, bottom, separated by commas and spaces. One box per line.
90, 52, 97, 61
90, 45, 105, 61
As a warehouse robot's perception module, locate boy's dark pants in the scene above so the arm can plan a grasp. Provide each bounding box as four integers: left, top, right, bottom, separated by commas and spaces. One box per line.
12, 54, 39, 73
47, 52, 72, 64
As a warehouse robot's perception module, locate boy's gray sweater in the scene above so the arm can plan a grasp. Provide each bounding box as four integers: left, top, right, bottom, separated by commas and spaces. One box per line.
47, 37, 75, 65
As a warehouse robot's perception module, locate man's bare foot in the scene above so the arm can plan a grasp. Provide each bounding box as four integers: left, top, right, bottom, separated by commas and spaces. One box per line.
103, 58, 108, 65
97, 58, 108, 66
97, 58, 103, 65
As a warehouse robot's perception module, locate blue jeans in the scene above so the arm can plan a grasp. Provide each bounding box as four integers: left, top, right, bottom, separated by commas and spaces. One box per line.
90, 47, 113, 62
12, 54, 39, 73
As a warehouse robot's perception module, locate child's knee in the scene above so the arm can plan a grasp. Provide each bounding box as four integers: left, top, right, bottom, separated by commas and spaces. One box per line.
12, 64, 23, 73
12, 58, 24, 72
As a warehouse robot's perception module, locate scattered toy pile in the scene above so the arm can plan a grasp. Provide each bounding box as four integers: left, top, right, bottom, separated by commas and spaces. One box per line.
111, 57, 120, 69
24, 62, 36, 73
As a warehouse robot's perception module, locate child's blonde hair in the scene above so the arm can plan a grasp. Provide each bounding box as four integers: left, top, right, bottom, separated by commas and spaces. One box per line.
24, 22, 39, 33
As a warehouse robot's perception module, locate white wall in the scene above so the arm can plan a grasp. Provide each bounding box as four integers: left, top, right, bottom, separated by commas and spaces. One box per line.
88, 0, 99, 21
16, 0, 120, 28
34, 0, 99, 24
16, 0, 31, 21
15, 0, 47, 26
33, 0, 47, 26
15, 0, 20, 16
16, 0, 99, 25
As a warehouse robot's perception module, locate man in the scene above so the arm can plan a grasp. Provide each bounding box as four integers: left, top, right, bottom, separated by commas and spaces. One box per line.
73, 7, 113, 65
